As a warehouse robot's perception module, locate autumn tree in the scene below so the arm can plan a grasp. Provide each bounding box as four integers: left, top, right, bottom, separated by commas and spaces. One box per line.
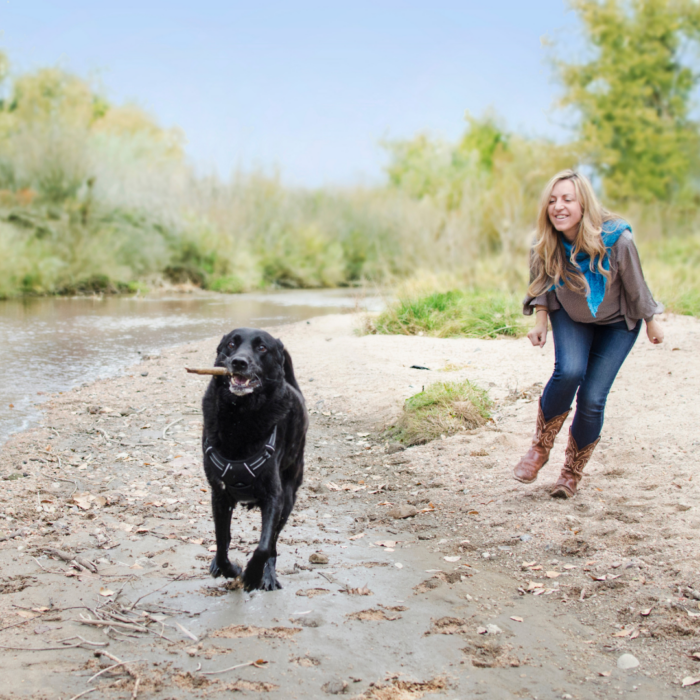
556, 0, 700, 203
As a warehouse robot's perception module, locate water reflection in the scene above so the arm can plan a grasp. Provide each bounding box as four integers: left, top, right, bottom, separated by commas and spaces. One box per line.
0, 289, 384, 445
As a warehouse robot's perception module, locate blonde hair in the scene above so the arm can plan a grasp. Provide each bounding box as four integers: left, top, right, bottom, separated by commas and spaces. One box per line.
528, 169, 615, 297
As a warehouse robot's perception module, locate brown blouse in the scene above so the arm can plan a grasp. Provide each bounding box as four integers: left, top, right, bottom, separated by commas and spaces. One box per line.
522, 231, 664, 330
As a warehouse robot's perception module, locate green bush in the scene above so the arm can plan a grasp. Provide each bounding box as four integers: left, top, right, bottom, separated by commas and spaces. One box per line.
639, 235, 700, 317
368, 289, 527, 338
389, 380, 492, 446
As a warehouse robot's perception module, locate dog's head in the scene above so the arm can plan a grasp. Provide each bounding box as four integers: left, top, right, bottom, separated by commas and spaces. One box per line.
214, 328, 286, 398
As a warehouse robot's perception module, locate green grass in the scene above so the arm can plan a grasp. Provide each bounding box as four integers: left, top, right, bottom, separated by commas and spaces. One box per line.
640, 234, 700, 317
367, 289, 527, 338
389, 380, 493, 446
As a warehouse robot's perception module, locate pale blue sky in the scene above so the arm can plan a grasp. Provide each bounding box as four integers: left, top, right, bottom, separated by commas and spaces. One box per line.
0, 1, 580, 186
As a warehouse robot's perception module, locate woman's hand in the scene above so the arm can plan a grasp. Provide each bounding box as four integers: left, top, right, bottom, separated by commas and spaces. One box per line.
646, 318, 664, 344
528, 308, 549, 347
528, 323, 548, 347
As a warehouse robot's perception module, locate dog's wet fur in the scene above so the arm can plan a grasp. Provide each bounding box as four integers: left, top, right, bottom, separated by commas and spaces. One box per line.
201, 328, 307, 591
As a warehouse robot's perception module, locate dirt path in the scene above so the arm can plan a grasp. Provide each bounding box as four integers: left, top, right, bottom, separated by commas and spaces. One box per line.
0, 312, 698, 699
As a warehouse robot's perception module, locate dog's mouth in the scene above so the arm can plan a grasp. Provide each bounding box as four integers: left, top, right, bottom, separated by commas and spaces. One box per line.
228, 374, 261, 396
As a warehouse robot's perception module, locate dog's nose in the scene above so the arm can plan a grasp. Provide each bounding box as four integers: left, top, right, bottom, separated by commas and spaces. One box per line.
230, 357, 249, 372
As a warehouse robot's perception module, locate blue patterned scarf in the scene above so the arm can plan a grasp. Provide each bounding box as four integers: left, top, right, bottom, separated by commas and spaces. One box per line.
552, 219, 631, 317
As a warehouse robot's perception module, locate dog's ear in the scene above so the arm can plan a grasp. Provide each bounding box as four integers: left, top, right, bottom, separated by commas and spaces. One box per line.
278, 340, 301, 392
216, 335, 229, 356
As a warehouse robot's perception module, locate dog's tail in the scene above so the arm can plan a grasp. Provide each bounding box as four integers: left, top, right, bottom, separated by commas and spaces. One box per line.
283, 348, 302, 392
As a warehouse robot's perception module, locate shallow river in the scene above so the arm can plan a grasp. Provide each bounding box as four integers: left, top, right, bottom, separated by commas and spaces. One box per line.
0, 288, 383, 445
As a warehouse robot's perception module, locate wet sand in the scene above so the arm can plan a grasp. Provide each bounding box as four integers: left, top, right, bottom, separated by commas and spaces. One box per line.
0, 312, 698, 699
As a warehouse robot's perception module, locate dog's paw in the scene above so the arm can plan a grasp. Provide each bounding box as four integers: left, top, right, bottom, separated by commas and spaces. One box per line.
261, 557, 282, 591
242, 554, 266, 591
210, 556, 242, 579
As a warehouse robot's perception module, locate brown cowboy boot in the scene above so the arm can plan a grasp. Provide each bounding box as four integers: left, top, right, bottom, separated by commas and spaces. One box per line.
550, 431, 600, 498
513, 400, 570, 484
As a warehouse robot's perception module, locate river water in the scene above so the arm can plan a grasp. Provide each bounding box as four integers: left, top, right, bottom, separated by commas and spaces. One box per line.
0, 288, 384, 445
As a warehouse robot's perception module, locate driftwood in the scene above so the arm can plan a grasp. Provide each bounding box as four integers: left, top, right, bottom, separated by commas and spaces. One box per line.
185, 367, 232, 376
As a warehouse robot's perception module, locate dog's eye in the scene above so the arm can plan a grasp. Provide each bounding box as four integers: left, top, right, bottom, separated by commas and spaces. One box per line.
227, 342, 236, 349
257, 345, 267, 353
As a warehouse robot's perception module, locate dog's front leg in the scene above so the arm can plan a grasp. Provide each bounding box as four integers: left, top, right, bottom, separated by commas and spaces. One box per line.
209, 494, 242, 579
243, 498, 282, 591
260, 483, 297, 590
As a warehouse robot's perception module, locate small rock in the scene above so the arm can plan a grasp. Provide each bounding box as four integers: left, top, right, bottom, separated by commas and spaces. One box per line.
141, 372, 149, 377
309, 553, 329, 565
385, 444, 405, 455
291, 613, 324, 628
322, 679, 349, 695
388, 504, 418, 519
617, 653, 639, 670
520, 534, 532, 542
486, 624, 502, 635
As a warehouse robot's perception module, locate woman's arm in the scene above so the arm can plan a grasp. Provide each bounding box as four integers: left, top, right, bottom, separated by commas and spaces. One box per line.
527, 306, 549, 347
616, 234, 664, 343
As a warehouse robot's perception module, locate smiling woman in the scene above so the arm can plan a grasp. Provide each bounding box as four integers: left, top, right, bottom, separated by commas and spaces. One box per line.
514, 169, 664, 498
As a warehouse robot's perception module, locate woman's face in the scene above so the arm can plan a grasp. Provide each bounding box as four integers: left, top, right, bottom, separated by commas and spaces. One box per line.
548, 179, 583, 242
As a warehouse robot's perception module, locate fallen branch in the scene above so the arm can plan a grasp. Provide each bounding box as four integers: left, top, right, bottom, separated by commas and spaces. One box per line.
132, 677, 141, 699
32, 557, 51, 573
79, 618, 148, 633
88, 659, 144, 684
60, 635, 107, 647
42, 449, 62, 470
0, 636, 105, 651
163, 417, 183, 438
200, 660, 266, 676
125, 574, 186, 611
175, 621, 198, 641
68, 689, 98, 700
45, 548, 74, 563
75, 556, 98, 574
185, 367, 231, 376
94, 427, 111, 442
51, 476, 79, 496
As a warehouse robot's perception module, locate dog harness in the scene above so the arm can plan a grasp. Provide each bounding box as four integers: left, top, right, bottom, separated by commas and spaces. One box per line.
205, 426, 277, 490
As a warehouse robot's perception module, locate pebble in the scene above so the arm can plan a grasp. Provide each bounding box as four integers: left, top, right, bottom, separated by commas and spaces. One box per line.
520, 534, 533, 542
322, 679, 349, 695
617, 653, 640, 670
309, 553, 329, 565
290, 613, 324, 628
388, 504, 418, 519
486, 624, 503, 635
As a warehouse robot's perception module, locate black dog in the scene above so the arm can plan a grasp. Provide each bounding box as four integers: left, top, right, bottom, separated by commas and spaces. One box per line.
201, 328, 307, 591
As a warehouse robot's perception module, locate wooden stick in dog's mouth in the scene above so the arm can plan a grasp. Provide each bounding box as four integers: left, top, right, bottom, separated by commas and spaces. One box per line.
185, 367, 233, 376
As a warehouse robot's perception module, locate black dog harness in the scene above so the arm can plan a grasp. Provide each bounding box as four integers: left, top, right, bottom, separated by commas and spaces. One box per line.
205, 427, 277, 491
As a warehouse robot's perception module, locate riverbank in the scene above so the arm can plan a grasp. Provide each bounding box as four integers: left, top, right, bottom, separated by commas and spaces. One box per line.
0, 312, 698, 699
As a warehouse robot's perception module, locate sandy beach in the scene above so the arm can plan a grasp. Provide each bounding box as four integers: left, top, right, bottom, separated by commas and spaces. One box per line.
0, 311, 699, 699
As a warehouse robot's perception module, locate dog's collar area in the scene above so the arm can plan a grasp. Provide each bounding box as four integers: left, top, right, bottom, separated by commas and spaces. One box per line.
205, 426, 277, 489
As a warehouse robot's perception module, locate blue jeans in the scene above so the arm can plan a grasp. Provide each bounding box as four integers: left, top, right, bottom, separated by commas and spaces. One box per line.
540, 308, 641, 448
